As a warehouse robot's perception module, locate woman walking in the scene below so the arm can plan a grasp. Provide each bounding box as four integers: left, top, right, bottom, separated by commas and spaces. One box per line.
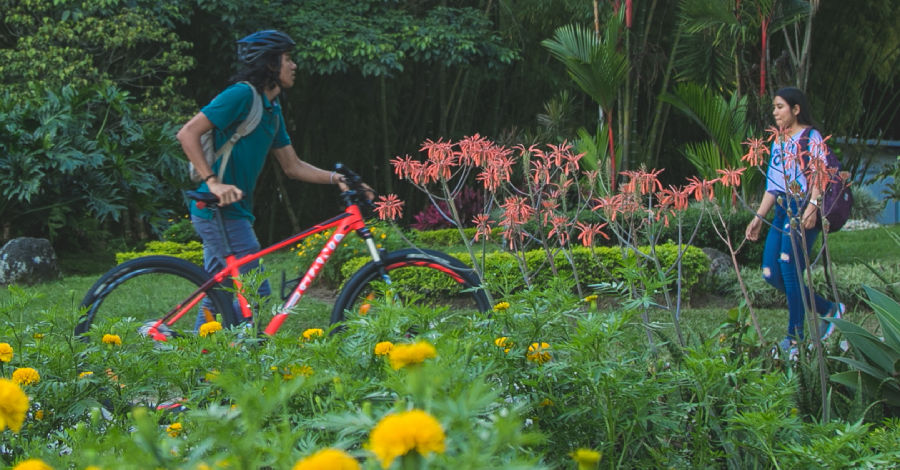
745, 87, 844, 353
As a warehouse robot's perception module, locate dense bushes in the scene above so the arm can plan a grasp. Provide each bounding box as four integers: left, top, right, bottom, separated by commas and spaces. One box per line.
3, 286, 900, 467
342, 243, 710, 295
116, 241, 203, 265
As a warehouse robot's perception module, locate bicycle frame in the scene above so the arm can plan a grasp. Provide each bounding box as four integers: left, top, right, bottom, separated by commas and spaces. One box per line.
143, 203, 382, 340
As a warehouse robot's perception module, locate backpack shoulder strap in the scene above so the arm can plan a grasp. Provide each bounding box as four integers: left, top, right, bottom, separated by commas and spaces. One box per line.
215, 82, 264, 180
798, 127, 815, 165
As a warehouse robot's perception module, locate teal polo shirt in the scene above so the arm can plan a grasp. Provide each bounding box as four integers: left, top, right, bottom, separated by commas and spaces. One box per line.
189, 83, 291, 222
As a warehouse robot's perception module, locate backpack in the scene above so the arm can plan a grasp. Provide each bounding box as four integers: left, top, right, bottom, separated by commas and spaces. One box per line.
188, 82, 265, 182
799, 127, 853, 233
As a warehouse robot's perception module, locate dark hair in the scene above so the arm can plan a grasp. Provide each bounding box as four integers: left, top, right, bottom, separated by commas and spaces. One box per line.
228, 52, 285, 97
774, 87, 817, 128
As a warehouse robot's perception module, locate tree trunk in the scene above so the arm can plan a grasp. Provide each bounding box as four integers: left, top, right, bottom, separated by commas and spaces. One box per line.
380, 75, 393, 194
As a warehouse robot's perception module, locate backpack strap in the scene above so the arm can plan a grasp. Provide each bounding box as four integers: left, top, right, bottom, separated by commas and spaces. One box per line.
798, 127, 814, 167
216, 82, 264, 180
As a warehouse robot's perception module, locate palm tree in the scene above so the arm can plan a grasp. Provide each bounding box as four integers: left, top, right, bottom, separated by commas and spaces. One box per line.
542, 19, 630, 191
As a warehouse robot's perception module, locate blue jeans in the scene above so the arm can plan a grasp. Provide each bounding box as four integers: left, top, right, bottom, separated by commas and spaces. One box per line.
191, 215, 271, 330
761, 197, 833, 340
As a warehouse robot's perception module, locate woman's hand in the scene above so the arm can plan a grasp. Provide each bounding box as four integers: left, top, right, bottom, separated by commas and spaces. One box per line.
802, 204, 818, 230
746, 216, 763, 241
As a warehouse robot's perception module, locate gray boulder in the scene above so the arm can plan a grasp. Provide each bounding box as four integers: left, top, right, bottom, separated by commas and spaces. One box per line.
0, 238, 61, 285
702, 247, 734, 278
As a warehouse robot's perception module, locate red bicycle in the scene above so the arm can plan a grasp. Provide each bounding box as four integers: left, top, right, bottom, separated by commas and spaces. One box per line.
76, 165, 490, 340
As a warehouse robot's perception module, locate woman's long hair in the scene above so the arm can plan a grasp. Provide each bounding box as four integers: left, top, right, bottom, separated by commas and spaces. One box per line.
775, 87, 817, 128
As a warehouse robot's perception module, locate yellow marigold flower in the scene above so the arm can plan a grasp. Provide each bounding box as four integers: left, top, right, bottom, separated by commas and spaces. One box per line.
538, 398, 553, 407
0, 343, 13, 362
494, 337, 512, 353
199, 321, 223, 337
33, 333, 44, 340
283, 365, 314, 380
205, 370, 219, 382
11, 459, 53, 470
583, 295, 598, 302
367, 409, 446, 468
34, 409, 44, 420
570, 448, 602, 469
493, 301, 510, 311
85, 466, 102, 470
195, 464, 212, 470
167, 422, 183, 437
0, 378, 29, 433
388, 341, 437, 370
292, 448, 360, 470
101, 334, 122, 346
374, 341, 394, 356
78, 371, 93, 379
527, 342, 551, 364
12, 368, 40, 386
301, 328, 324, 341
380, 233, 386, 239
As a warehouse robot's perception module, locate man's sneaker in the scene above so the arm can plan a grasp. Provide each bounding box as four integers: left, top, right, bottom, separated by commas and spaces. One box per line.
819, 303, 845, 341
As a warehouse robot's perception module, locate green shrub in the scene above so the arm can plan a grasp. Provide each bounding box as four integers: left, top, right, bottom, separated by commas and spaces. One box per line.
716, 261, 900, 308
342, 243, 710, 295
292, 223, 405, 284
412, 226, 504, 247
852, 185, 888, 222
116, 241, 204, 265
160, 216, 199, 243
656, 204, 764, 267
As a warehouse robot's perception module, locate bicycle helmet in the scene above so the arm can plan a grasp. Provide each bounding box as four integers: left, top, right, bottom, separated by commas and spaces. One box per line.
237, 30, 296, 65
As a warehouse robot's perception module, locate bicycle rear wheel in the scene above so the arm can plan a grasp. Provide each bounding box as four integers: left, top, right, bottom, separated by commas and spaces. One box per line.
76, 256, 234, 339
330, 249, 491, 325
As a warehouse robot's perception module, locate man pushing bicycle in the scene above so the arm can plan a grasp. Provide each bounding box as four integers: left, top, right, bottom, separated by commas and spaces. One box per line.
177, 30, 362, 330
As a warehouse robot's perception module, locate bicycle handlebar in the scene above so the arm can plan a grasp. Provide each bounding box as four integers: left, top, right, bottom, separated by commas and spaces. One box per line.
334, 164, 377, 217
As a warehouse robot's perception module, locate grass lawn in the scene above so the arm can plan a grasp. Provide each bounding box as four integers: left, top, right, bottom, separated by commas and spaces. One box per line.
1, 224, 895, 343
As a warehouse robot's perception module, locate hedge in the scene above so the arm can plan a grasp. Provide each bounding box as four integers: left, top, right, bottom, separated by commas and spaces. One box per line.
116, 241, 204, 265
412, 226, 504, 247
341, 243, 710, 296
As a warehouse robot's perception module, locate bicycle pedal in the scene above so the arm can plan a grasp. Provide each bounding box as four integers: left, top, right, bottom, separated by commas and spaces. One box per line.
138, 321, 181, 342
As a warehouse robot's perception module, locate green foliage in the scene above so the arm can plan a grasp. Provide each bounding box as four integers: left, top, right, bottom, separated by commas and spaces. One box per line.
342, 243, 710, 295
717, 262, 900, 309
292, 224, 406, 285
412, 226, 503, 247
283, 1, 518, 76
660, 82, 763, 199
0, 85, 187, 242
853, 185, 889, 222
829, 285, 900, 406
5, 282, 900, 466
656, 204, 764, 266
116, 241, 203, 265
0, 0, 196, 121
160, 216, 199, 243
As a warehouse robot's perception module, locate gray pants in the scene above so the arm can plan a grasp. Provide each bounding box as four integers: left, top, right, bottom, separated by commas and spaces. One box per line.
191, 215, 271, 330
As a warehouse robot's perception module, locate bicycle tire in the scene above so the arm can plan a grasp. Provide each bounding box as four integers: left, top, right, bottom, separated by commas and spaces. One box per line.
330, 248, 491, 326
76, 255, 234, 338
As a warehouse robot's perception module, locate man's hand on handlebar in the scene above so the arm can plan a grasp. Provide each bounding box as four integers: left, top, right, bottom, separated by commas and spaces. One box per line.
207, 180, 244, 206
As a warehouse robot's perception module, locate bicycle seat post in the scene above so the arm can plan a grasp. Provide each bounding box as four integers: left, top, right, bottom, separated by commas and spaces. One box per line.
212, 206, 235, 257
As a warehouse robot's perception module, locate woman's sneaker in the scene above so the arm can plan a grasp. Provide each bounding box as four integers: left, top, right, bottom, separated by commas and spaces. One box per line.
775, 338, 798, 361
819, 303, 845, 341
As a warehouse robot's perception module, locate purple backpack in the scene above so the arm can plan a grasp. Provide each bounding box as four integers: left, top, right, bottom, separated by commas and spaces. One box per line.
799, 128, 853, 233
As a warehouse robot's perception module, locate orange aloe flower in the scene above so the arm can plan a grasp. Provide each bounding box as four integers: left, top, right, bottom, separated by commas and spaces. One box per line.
500, 196, 535, 226
391, 155, 415, 180
548, 215, 571, 245
473, 214, 493, 241
576, 222, 610, 247
375, 195, 404, 220
741, 137, 770, 167
685, 177, 716, 202
716, 167, 745, 188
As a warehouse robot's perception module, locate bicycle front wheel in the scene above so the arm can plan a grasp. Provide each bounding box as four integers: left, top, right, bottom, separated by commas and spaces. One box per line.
76, 256, 234, 339
331, 249, 491, 325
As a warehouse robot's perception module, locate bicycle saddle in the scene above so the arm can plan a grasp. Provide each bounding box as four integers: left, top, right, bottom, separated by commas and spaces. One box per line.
186, 190, 220, 206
